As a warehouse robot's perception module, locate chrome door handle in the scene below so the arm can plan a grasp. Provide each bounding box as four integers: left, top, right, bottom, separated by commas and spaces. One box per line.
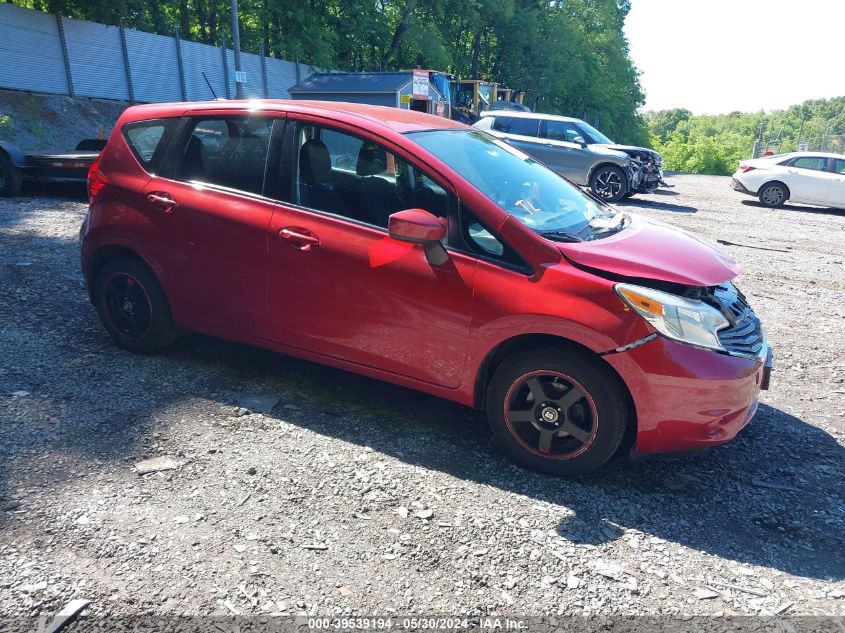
279, 227, 320, 251
147, 192, 177, 213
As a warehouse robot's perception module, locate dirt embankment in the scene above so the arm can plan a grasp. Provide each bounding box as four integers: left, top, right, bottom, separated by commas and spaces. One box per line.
0, 88, 128, 152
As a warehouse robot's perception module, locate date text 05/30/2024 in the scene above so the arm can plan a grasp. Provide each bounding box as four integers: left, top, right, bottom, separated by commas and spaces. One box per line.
306, 617, 526, 630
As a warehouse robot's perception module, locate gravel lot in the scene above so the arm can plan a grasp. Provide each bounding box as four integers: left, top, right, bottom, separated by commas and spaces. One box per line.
1, 174, 844, 622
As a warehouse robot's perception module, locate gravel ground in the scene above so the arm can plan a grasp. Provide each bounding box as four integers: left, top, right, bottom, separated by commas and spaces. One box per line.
1, 175, 844, 622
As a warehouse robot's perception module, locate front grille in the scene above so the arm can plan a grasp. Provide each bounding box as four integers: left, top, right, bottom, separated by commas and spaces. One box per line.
713, 284, 765, 358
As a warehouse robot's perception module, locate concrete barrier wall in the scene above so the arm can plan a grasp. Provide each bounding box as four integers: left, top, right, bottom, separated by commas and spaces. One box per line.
0, 3, 312, 104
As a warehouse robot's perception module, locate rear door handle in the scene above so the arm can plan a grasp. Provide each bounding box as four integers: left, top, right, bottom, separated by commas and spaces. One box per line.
147, 192, 177, 213
279, 227, 320, 251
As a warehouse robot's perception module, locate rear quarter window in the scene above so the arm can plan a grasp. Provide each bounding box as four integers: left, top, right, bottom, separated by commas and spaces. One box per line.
122, 119, 175, 172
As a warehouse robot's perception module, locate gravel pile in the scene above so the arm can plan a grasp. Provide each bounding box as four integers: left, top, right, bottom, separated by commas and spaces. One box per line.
1, 175, 843, 621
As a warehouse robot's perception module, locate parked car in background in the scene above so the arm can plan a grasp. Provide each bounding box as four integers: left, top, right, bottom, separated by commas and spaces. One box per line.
473, 111, 666, 203
81, 100, 770, 475
732, 152, 845, 210
0, 139, 106, 196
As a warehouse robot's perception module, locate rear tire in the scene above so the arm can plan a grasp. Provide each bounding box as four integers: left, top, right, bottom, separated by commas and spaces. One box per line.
93, 257, 178, 353
485, 348, 629, 476
0, 151, 23, 197
589, 164, 628, 203
758, 182, 788, 208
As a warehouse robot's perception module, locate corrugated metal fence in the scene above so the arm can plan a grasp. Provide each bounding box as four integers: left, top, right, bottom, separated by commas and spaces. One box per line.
0, 3, 311, 103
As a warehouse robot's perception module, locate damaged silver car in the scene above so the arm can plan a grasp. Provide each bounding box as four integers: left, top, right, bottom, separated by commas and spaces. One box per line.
473, 111, 667, 203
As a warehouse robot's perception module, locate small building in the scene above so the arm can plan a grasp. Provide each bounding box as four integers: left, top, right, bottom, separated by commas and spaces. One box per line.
289, 71, 451, 118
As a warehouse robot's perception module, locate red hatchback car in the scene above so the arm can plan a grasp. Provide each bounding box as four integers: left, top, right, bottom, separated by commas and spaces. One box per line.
80, 100, 772, 475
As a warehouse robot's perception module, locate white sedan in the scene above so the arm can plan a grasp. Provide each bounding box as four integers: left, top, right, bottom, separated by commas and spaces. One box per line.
731, 152, 845, 210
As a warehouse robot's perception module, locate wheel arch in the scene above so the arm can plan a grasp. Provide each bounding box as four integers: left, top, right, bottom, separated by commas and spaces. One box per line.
587, 161, 632, 198
0, 141, 27, 167
0, 142, 26, 196
86, 244, 160, 302
473, 333, 638, 452
587, 160, 628, 182
758, 179, 790, 199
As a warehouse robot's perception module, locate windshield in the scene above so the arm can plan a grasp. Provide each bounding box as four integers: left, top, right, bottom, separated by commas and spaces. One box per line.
409, 129, 615, 239
576, 121, 614, 145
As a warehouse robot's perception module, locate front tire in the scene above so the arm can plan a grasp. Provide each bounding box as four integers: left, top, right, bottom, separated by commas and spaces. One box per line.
93, 257, 178, 353
758, 182, 788, 208
589, 164, 628, 203
485, 348, 629, 476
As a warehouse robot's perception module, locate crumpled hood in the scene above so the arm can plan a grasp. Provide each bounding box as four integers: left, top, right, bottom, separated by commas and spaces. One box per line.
599, 144, 662, 161
557, 215, 740, 286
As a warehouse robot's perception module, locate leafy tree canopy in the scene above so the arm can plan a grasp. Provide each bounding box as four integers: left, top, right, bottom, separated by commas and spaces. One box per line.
645, 97, 845, 176
14, 0, 647, 143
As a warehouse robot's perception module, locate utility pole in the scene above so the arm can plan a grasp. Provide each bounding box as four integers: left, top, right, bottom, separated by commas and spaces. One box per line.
231, 0, 244, 99
753, 118, 766, 158
796, 115, 805, 151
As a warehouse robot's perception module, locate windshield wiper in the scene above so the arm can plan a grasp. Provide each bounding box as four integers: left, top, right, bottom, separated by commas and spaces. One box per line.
539, 230, 583, 243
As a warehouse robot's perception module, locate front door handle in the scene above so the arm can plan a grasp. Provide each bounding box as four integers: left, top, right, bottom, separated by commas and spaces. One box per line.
147, 192, 178, 213
279, 227, 320, 251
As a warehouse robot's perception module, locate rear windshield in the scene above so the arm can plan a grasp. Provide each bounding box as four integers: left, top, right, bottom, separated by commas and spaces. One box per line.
122, 119, 174, 172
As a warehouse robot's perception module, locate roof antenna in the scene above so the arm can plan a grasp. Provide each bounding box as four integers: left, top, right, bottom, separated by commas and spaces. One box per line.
202, 72, 218, 100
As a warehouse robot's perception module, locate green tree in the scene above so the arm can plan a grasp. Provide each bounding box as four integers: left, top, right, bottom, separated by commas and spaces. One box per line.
12, 0, 649, 143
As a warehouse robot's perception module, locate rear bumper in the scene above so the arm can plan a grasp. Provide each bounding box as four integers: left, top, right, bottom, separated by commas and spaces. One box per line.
604, 336, 771, 456
23, 154, 96, 183
731, 177, 755, 196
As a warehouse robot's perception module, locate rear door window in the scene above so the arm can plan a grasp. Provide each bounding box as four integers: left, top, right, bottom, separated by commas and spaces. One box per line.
491, 116, 514, 133
176, 117, 273, 196
791, 157, 829, 171
122, 118, 175, 172
506, 118, 540, 137
492, 116, 540, 137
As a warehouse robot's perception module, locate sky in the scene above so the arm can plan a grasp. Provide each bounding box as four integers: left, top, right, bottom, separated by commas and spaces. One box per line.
624, 0, 845, 115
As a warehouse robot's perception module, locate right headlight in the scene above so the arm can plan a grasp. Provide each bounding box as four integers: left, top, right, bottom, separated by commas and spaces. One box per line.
615, 283, 729, 352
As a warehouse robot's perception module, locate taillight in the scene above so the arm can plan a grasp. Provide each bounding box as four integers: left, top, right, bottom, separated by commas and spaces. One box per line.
739, 164, 756, 173
87, 154, 109, 201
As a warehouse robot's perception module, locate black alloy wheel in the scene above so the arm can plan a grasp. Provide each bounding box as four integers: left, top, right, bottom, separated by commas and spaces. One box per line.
486, 348, 629, 475
589, 165, 628, 203
504, 371, 597, 459
93, 257, 178, 352
102, 272, 153, 340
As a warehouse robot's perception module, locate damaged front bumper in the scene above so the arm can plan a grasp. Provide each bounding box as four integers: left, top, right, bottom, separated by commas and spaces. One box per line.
605, 334, 771, 456
628, 158, 667, 194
